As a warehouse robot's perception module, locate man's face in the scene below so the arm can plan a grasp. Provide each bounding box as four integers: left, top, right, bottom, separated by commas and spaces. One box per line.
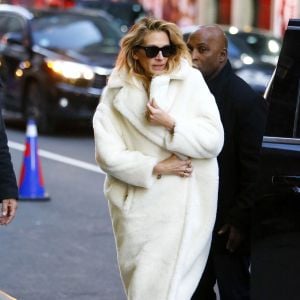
187, 29, 226, 80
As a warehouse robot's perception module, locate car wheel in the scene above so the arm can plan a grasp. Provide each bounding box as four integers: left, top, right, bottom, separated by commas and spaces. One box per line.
25, 81, 56, 134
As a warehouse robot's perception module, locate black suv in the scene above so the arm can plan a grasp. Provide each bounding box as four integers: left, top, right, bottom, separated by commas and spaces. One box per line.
0, 4, 121, 133
251, 19, 300, 300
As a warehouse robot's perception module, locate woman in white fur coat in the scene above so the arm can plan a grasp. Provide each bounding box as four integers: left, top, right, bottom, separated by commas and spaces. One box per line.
93, 17, 224, 300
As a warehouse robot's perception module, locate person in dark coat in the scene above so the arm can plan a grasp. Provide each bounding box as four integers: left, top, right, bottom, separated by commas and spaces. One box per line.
0, 77, 18, 225
187, 25, 267, 299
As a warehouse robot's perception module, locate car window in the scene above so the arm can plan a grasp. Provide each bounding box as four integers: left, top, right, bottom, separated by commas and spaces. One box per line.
0, 15, 9, 37
105, 3, 146, 26
264, 28, 300, 139
31, 13, 121, 54
237, 32, 281, 58
227, 35, 257, 60
0, 14, 25, 38
6, 16, 24, 34
227, 38, 240, 59
77, 1, 146, 29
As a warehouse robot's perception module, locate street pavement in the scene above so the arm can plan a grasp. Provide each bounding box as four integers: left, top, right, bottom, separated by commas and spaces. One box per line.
1, 122, 221, 300
0, 124, 126, 300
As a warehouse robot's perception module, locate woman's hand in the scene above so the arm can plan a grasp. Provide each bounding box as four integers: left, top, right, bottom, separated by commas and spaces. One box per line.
153, 154, 193, 178
146, 98, 175, 131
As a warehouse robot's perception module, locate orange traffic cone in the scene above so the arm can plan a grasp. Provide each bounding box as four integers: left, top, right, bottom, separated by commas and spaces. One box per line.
18, 119, 50, 201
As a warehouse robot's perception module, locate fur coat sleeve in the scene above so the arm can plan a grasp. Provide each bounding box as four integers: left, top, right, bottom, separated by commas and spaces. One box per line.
93, 89, 159, 188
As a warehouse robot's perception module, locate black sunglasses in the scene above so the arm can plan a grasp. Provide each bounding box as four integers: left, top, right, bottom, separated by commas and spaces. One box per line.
136, 45, 176, 58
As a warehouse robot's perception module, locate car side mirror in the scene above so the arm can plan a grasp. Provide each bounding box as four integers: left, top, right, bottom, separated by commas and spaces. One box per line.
3, 32, 24, 46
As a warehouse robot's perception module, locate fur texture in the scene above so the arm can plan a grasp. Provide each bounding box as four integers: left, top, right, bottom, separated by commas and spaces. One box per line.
93, 60, 224, 300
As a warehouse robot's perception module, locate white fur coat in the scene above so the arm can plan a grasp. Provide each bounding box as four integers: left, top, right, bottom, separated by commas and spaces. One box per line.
93, 60, 224, 300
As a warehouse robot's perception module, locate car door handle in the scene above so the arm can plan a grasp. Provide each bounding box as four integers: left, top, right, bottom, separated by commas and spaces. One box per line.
272, 175, 300, 193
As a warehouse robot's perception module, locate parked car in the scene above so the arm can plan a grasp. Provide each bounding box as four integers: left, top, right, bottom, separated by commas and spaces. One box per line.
181, 25, 276, 94
251, 19, 300, 300
75, 0, 148, 33
226, 26, 282, 66
0, 4, 122, 133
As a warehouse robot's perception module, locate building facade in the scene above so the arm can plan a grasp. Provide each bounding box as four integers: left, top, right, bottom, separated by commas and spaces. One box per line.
1, 0, 299, 37
140, 0, 300, 37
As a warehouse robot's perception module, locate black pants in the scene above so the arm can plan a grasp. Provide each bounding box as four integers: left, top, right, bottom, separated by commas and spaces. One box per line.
192, 250, 250, 300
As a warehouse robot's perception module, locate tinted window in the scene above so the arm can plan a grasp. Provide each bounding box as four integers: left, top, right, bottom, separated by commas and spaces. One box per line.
264, 28, 300, 138
77, 1, 146, 27
227, 38, 241, 59
0, 15, 9, 37
105, 3, 145, 26
31, 13, 121, 54
0, 14, 25, 37
238, 32, 281, 56
227, 35, 257, 60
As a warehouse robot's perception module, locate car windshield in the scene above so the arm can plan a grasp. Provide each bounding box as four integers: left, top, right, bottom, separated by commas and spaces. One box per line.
31, 12, 121, 54
227, 34, 257, 60
77, 1, 146, 27
231, 31, 282, 65
237, 32, 281, 56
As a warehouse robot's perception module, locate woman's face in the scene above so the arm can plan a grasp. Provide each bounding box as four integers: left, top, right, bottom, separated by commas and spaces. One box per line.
134, 31, 172, 77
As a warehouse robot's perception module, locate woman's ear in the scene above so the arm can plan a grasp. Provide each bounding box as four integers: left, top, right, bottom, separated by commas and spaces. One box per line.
132, 49, 138, 60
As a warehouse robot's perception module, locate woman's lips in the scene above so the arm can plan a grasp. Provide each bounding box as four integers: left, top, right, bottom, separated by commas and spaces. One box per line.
152, 64, 166, 70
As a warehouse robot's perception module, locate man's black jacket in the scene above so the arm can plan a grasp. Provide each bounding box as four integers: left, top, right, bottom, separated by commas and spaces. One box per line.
207, 61, 267, 253
0, 78, 18, 201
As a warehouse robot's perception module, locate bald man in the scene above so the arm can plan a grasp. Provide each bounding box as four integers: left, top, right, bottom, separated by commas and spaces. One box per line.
187, 26, 267, 300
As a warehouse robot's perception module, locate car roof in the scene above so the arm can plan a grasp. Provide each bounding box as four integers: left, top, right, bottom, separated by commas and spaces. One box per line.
287, 18, 300, 27
181, 24, 280, 39
0, 4, 114, 21
0, 4, 34, 19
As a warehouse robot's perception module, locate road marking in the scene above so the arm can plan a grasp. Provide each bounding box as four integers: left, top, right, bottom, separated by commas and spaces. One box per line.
8, 140, 105, 174
0, 290, 17, 300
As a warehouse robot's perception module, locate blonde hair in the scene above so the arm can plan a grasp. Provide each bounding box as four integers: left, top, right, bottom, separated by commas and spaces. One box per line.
115, 17, 191, 84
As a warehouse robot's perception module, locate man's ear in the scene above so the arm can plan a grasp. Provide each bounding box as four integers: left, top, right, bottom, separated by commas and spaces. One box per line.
219, 48, 227, 63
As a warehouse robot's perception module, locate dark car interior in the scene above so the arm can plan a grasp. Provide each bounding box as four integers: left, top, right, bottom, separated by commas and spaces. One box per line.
251, 18, 300, 300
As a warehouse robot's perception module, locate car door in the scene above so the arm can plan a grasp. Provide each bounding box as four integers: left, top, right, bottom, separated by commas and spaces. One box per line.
251, 19, 300, 300
0, 11, 30, 110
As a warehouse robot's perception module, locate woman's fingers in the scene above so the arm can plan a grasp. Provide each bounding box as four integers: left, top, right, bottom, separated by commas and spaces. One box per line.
158, 155, 193, 178
179, 164, 193, 177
